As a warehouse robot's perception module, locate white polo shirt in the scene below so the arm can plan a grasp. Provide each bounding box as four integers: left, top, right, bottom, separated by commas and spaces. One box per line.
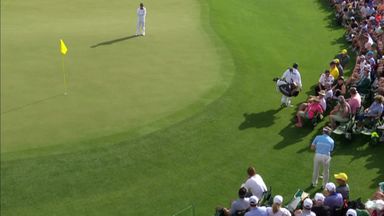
244, 174, 267, 199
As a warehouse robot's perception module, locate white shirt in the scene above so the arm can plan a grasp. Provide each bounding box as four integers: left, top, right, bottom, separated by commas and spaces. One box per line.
137, 7, 146, 20
244, 174, 267, 199
266, 207, 291, 216
318, 74, 334, 87
281, 68, 302, 88
320, 97, 326, 111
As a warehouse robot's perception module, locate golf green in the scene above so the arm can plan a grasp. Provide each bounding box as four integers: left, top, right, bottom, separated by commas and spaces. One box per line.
1, 0, 233, 153
1, 0, 383, 215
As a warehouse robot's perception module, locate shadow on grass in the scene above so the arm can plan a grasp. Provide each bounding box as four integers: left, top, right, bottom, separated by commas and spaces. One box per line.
90, 35, 140, 48
1, 93, 64, 115
239, 108, 282, 130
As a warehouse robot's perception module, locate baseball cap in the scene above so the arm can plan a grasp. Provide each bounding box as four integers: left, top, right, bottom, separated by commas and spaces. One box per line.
341, 49, 348, 54
379, 182, 384, 192
303, 198, 313, 209
333, 59, 340, 64
325, 182, 336, 192
273, 195, 283, 204
314, 193, 325, 202
346, 209, 357, 216
334, 172, 348, 182
249, 196, 259, 206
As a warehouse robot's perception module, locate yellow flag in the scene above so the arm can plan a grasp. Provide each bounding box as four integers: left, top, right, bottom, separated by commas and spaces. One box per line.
60, 39, 68, 55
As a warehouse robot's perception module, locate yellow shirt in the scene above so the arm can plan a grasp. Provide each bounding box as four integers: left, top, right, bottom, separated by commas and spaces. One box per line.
330, 67, 339, 79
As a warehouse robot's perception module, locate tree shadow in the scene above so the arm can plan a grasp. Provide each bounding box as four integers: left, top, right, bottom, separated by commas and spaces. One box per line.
239, 108, 282, 130
90, 35, 140, 48
1, 93, 64, 115
274, 123, 315, 150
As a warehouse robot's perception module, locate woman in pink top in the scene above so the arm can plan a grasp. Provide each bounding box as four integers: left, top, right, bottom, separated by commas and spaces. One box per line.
296, 98, 324, 128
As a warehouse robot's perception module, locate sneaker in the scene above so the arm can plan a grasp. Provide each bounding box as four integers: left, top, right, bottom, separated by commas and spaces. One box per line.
142, 32, 145, 36
319, 175, 323, 179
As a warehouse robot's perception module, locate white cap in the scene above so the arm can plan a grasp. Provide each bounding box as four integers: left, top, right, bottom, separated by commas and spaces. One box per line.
314, 193, 325, 202
346, 209, 357, 216
325, 182, 336, 192
249, 196, 259, 205
273, 195, 283, 204
303, 198, 313, 209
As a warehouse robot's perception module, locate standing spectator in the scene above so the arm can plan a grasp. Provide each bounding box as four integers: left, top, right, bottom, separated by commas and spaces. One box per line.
312, 193, 331, 216
243, 167, 268, 200
267, 195, 291, 216
334, 172, 350, 200
315, 70, 334, 96
335, 49, 351, 68
136, 3, 147, 36
324, 182, 344, 209
280, 64, 302, 107
346, 87, 362, 115
223, 187, 250, 216
310, 127, 335, 188
245, 196, 268, 216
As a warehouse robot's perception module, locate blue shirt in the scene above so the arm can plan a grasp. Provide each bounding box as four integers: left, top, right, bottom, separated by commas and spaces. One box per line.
324, 192, 343, 209
244, 206, 267, 216
312, 135, 334, 156
366, 101, 383, 117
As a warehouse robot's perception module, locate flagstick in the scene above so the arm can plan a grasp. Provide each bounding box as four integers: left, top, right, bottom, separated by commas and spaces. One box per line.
62, 55, 68, 95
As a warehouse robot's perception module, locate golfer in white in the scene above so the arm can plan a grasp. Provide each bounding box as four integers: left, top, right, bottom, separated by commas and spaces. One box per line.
136, 3, 146, 36
310, 126, 334, 188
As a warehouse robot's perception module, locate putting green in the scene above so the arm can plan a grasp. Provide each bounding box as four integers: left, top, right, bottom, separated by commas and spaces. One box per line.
1, 0, 233, 153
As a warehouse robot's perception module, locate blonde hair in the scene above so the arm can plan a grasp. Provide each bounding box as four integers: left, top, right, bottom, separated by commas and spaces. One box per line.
272, 203, 281, 214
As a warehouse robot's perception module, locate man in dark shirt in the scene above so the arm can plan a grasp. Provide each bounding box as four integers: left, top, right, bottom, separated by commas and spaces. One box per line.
324, 182, 344, 209
312, 193, 331, 216
334, 172, 350, 200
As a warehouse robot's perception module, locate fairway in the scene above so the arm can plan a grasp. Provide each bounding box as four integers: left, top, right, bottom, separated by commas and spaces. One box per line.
1, 0, 383, 215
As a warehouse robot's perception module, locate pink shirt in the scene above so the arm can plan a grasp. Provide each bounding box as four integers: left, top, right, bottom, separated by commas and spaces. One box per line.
347, 93, 361, 114
307, 102, 323, 119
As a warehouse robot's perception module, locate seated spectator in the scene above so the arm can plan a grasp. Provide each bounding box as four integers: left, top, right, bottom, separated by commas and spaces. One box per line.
294, 198, 316, 216
356, 64, 372, 95
371, 182, 384, 201
324, 182, 344, 210
223, 187, 250, 216
295, 97, 324, 128
245, 196, 267, 216
312, 193, 331, 216
334, 172, 350, 201
329, 96, 351, 129
330, 61, 340, 79
334, 59, 344, 77
346, 87, 362, 116
355, 95, 384, 131
315, 70, 334, 96
267, 195, 291, 216
335, 49, 351, 68
243, 167, 267, 200
333, 76, 347, 98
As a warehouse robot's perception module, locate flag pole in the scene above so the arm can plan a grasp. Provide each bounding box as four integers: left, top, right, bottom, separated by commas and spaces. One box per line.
62, 54, 68, 95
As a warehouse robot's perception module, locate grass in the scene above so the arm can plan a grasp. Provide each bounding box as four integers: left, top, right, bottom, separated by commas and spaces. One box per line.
1, 0, 383, 215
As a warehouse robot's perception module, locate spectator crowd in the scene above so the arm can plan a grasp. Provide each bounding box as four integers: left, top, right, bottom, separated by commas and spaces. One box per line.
217, 1, 384, 215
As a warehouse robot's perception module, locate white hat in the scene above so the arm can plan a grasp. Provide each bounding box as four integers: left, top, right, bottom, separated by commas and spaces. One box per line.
314, 193, 325, 202
325, 182, 336, 192
249, 196, 259, 205
273, 195, 283, 204
346, 209, 357, 216
303, 198, 313, 209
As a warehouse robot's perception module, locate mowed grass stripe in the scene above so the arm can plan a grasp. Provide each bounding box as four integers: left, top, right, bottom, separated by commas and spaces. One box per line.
1, 0, 383, 215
